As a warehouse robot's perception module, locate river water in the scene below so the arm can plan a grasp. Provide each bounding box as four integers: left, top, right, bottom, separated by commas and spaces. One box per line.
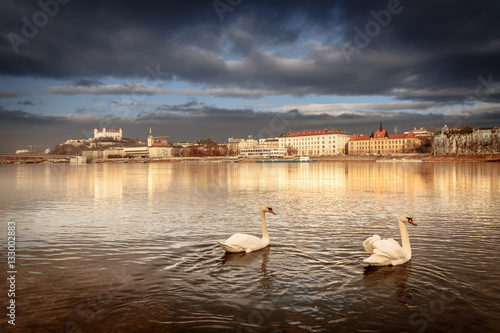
0, 162, 499, 332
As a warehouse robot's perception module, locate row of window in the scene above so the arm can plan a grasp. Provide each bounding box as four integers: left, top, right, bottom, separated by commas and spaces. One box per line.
293, 145, 336, 149
353, 150, 404, 153
351, 140, 407, 145
351, 143, 416, 148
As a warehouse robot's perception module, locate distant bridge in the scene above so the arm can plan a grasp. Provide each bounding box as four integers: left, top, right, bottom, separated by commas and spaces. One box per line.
0, 153, 77, 163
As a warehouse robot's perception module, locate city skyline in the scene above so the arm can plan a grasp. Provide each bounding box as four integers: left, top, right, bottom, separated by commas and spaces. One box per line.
1, 0, 500, 153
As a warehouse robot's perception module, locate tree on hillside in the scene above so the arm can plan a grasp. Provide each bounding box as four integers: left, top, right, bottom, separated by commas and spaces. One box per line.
51, 144, 89, 156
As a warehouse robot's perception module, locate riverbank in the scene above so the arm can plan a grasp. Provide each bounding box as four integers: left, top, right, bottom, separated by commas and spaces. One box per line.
99, 153, 500, 163
314, 154, 500, 163
420, 153, 500, 162
2, 153, 500, 164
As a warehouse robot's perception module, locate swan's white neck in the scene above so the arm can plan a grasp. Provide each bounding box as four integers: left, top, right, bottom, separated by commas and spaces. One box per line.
261, 210, 269, 241
398, 221, 412, 258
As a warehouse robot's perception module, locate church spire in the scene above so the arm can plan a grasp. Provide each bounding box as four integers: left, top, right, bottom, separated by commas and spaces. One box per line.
148, 127, 153, 147
379, 121, 383, 131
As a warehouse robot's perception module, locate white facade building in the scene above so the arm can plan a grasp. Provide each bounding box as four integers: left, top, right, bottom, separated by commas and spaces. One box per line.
404, 127, 433, 137
103, 148, 124, 159
278, 128, 351, 156
259, 138, 279, 148
472, 127, 499, 143
239, 135, 259, 150
15, 149, 29, 154
149, 147, 173, 158
227, 138, 243, 155
123, 147, 148, 158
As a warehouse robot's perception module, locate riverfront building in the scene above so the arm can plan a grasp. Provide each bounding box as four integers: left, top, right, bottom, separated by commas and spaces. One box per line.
227, 135, 272, 155
147, 128, 172, 158
278, 129, 351, 156
259, 138, 279, 149
348, 125, 422, 155
149, 146, 173, 158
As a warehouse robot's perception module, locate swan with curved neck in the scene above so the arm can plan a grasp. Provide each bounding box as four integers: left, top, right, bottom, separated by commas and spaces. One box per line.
218, 205, 275, 253
363, 215, 417, 266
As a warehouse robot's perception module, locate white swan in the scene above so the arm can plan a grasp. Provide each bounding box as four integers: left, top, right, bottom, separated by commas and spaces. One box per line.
218, 205, 276, 253
363, 215, 417, 266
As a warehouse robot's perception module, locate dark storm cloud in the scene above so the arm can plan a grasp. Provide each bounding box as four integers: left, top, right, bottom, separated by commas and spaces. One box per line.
17, 99, 34, 105
153, 99, 206, 113
0, 89, 22, 98
138, 105, 258, 121
1, 0, 499, 102
0, 107, 39, 122
74, 79, 104, 87
131, 103, 500, 139
43, 84, 281, 98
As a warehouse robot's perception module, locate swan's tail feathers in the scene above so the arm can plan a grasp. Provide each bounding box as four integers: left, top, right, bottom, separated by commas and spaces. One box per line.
218, 241, 240, 253
363, 235, 381, 254
363, 254, 392, 266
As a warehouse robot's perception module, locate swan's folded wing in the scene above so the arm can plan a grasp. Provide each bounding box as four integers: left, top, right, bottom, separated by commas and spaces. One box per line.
363, 254, 392, 266
218, 241, 243, 253
363, 235, 381, 254
371, 238, 407, 260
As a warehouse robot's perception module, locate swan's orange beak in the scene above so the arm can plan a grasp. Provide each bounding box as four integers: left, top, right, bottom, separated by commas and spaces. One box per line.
269, 209, 276, 215
408, 218, 417, 226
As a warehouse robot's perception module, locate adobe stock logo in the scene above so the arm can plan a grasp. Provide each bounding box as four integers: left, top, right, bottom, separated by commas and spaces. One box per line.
340, 0, 410, 63
7, 0, 71, 54
213, 0, 243, 22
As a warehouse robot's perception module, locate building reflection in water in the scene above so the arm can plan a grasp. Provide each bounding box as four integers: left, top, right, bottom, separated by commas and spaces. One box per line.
93, 164, 124, 201
220, 246, 273, 293
362, 262, 412, 307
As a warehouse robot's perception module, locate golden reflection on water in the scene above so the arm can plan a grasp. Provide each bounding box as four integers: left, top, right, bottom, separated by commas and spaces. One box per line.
432, 163, 499, 191
35, 162, 498, 204
94, 165, 123, 200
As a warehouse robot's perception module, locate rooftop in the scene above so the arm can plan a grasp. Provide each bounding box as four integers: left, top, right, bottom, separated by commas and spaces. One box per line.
350, 130, 417, 141
281, 128, 349, 137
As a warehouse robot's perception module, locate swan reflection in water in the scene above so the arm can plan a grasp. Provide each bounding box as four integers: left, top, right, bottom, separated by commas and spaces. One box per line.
363, 262, 413, 306
220, 246, 274, 292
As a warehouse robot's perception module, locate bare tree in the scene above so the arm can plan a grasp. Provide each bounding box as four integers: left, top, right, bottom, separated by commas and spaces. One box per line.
285, 145, 297, 156
490, 128, 500, 153
171, 147, 182, 157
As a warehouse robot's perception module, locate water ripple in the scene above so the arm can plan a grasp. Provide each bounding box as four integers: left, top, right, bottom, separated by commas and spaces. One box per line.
2, 163, 499, 332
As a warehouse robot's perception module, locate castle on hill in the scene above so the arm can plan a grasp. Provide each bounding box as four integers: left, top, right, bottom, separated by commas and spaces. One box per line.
94, 127, 122, 140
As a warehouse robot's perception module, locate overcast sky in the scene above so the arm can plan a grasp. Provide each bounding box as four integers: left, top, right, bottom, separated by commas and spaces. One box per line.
1, 0, 500, 152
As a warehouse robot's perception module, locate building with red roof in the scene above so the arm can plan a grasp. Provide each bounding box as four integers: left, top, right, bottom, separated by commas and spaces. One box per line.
278, 128, 351, 155
348, 123, 423, 155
